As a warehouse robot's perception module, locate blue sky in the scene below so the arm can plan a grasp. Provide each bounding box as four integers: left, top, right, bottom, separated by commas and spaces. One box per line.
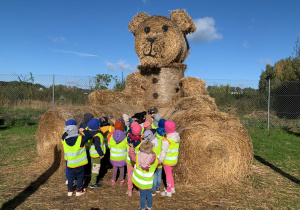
1, 0, 300, 86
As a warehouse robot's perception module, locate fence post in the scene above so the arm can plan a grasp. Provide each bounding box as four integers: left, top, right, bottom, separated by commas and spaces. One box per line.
53, 74, 55, 107
267, 77, 271, 130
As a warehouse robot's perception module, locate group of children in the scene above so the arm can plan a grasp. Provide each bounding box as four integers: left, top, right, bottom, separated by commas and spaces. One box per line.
61, 109, 180, 210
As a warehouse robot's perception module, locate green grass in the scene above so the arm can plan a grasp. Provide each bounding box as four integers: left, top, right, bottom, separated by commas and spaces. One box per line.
249, 128, 300, 178
0, 125, 38, 167
0, 108, 46, 126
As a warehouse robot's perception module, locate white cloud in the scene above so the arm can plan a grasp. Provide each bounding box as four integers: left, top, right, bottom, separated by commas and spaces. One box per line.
50, 36, 66, 43
187, 17, 223, 44
249, 18, 255, 30
258, 58, 273, 66
106, 60, 137, 72
243, 42, 248, 48
53, 49, 98, 57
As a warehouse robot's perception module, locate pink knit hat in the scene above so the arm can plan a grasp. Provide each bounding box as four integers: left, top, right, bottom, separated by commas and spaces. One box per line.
165, 121, 175, 134
143, 121, 151, 130
131, 121, 138, 128
132, 124, 142, 136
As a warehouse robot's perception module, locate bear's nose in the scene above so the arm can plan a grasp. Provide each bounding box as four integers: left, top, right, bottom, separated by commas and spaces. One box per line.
146, 37, 156, 43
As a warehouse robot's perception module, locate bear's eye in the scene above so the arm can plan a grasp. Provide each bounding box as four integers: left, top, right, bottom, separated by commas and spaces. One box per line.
144, 27, 150, 33
162, 25, 168, 32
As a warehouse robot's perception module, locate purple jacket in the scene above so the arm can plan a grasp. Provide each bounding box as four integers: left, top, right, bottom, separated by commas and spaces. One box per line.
110, 130, 127, 167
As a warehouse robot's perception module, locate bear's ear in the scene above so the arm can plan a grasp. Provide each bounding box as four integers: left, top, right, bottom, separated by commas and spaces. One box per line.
128, 12, 150, 35
170, 9, 196, 35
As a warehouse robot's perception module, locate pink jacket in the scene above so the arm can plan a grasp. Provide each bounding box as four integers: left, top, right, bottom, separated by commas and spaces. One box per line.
129, 147, 156, 171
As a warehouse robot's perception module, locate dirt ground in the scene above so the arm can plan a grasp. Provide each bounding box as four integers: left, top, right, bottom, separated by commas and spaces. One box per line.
1, 155, 300, 210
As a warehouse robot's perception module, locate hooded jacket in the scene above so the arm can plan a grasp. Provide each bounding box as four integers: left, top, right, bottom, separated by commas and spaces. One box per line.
62, 125, 93, 148
158, 131, 180, 163
110, 129, 127, 167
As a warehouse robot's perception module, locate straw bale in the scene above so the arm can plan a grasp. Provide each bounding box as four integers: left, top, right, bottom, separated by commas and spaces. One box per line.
88, 90, 135, 106
173, 96, 218, 113
169, 110, 253, 184
179, 77, 209, 97
36, 104, 144, 165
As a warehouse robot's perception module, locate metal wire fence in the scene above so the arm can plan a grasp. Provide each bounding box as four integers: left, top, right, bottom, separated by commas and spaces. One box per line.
1, 73, 300, 130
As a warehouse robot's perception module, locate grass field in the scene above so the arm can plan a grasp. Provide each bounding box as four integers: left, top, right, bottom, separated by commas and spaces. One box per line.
0, 111, 300, 209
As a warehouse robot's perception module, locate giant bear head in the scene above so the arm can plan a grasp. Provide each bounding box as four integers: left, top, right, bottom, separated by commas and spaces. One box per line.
128, 9, 196, 69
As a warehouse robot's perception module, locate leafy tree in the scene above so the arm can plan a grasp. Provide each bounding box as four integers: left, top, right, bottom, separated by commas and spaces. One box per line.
18, 72, 34, 84
92, 74, 114, 90
113, 71, 126, 92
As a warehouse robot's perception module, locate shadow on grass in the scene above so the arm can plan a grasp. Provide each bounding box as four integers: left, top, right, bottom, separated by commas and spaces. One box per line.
254, 154, 300, 185
0, 126, 9, 130
1, 146, 61, 210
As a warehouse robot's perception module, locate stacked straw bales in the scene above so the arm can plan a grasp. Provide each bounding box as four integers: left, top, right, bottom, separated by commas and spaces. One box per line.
36, 105, 144, 165
36, 9, 253, 184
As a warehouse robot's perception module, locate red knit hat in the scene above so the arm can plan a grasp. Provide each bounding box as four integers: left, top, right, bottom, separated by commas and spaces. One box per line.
114, 122, 124, 132
132, 124, 142, 136
165, 121, 176, 134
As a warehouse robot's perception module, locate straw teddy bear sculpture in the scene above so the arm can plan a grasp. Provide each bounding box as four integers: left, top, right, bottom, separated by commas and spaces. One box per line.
87, 9, 254, 183
89, 9, 196, 107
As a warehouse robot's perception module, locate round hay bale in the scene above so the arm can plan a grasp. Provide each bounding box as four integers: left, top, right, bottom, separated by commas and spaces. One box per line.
169, 110, 253, 184
36, 105, 144, 166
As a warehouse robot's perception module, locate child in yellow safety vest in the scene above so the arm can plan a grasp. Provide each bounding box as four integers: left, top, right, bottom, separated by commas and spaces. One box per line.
79, 113, 94, 178
126, 123, 143, 196
62, 120, 93, 196
158, 120, 180, 197
107, 122, 127, 185
99, 116, 115, 174
143, 130, 162, 197
87, 118, 105, 189
129, 139, 158, 210
62, 119, 77, 185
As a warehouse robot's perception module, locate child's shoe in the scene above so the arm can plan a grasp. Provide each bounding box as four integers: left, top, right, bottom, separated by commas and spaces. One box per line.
155, 187, 160, 193
90, 183, 102, 189
164, 187, 175, 193
120, 180, 125, 185
109, 179, 116, 185
127, 190, 132, 196
161, 191, 172, 197
151, 191, 156, 196
67, 190, 73, 196
76, 188, 86, 196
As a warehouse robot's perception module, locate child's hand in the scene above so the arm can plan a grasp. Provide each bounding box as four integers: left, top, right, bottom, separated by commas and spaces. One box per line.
111, 118, 116, 124
79, 128, 84, 133
100, 155, 104, 159
128, 143, 133, 148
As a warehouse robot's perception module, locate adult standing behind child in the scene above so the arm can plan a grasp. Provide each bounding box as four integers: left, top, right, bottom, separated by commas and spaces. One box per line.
129, 139, 158, 210
158, 121, 180, 197
62, 120, 93, 196
87, 118, 105, 189
107, 122, 127, 185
